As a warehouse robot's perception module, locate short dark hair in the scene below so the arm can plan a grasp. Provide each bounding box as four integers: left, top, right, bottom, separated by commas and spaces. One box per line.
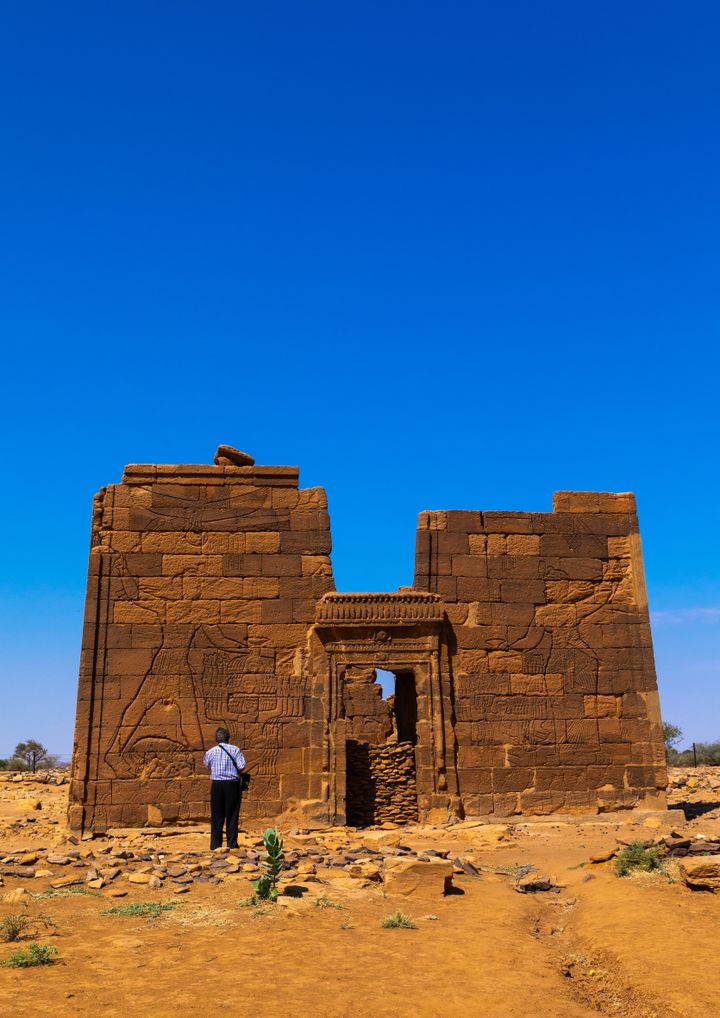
215, 727, 230, 743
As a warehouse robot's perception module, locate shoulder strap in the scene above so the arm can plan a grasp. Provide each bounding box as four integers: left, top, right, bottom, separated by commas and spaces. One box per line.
218, 743, 242, 776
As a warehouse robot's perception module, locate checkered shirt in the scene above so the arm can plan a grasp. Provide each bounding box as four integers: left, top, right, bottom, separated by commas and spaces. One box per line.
203, 743, 246, 781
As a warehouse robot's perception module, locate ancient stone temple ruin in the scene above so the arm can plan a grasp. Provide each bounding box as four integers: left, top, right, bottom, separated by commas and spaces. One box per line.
69, 445, 667, 831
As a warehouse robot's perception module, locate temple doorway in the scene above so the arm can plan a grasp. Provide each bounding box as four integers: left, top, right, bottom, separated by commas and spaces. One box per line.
344, 667, 419, 827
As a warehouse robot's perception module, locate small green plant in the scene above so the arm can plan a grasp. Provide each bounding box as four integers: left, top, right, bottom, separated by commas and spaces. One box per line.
314, 895, 344, 910
614, 841, 662, 877
0, 915, 31, 943
33, 886, 95, 900
492, 863, 535, 878
251, 828, 285, 902
101, 901, 181, 918
0, 913, 55, 943
381, 911, 417, 929
1, 943, 58, 968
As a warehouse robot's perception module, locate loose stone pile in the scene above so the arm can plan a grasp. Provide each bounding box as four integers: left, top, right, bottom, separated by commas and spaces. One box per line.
667, 767, 720, 792
368, 745, 419, 825
0, 826, 474, 900
345, 743, 418, 827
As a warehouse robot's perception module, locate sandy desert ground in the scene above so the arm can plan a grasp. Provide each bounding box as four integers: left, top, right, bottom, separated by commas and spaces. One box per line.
1, 768, 719, 1018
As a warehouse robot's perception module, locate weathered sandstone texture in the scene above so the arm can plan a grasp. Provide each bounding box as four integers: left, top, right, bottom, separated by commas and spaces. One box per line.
69, 448, 667, 831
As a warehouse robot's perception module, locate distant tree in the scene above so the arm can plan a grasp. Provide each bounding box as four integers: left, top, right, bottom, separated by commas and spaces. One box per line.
663, 722, 682, 753
13, 740, 49, 774
695, 741, 720, 766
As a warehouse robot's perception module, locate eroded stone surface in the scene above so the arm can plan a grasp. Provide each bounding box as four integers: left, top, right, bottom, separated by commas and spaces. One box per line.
69, 453, 666, 832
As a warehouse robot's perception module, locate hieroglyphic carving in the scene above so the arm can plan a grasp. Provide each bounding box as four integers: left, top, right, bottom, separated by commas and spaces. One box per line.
131, 487, 289, 533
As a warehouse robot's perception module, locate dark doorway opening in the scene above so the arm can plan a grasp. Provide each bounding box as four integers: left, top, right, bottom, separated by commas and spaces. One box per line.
344, 667, 419, 827
393, 672, 417, 745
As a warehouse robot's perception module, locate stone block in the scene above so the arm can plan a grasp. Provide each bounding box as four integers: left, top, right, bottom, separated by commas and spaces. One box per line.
678, 858, 720, 892
460, 794, 494, 815
457, 745, 505, 768
114, 601, 165, 624
260, 599, 294, 624
246, 531, 281, 553
506, 534, 540, 556
456, 577, 501, 601
163, 554, 223, 576
492, 792, 521, 815
383, 857, 454, 897
501, 580, 545, 603
482, 512, 534, 534
201, 532, 246, 554
445, 510, 484, 533
166, 600, 220, 624
143, 532, 204, 554
261, 554, 302, 577
487, 556, 542, 579
436, 532, 471, 554
222, 553, 263, 577
468, 534, 487, 555
493, 767, 533, 792
452, 555, 488, 578
123, 553, 163, 576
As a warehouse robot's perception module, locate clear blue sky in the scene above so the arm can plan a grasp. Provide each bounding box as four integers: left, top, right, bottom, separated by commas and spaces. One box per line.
1, 2, 718, 759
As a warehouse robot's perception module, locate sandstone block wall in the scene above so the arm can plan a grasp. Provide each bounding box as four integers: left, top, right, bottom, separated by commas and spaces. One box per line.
70, 449, 666, 831
70, 455, 334, 831
413, 491, 666, 816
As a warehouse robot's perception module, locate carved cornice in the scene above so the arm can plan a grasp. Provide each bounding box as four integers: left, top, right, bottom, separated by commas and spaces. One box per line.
316, 591, 444, 627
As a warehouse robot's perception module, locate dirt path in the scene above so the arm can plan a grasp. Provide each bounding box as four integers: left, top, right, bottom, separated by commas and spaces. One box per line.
1, 770, 719, 1017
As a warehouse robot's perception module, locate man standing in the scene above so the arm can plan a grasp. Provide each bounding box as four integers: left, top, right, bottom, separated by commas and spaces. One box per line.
203, 727, 246, 850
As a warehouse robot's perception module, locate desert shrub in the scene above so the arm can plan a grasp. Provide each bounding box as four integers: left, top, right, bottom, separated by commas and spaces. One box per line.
668, 740, 720, 766
614, 842, 662, 877
672, 748, 695, 765
101, 901, 180, 918
380, 911, 417, 929
33, 886, 95, 900
0, 915, 31, 942
1, 943, 58, 968
696, 741, 720, 766
314, 895, 344, 910
251, 828, 284, 902
0, 913, 54, 943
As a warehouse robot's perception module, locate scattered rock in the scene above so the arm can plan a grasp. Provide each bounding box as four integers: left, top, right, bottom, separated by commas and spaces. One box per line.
678, 857, 720, 892
383, 857, 454, 898
16, 798, 42, 811
51, 875, 83, 889
589, 848, 616, 864
128, 872, 152, 884
3, 887, 29, 903
514, 874, 558, 894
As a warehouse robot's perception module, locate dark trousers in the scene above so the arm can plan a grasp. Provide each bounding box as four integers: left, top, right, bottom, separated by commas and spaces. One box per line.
210, 779, 241, 849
